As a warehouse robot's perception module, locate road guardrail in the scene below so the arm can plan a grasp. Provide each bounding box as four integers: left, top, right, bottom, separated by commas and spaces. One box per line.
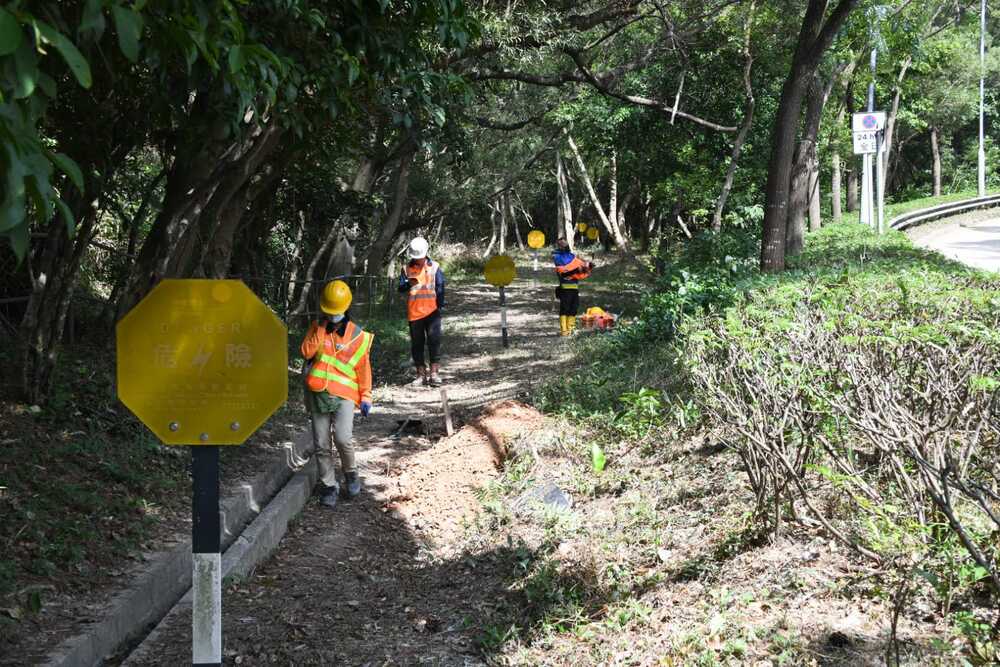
889, 193, 1000, 231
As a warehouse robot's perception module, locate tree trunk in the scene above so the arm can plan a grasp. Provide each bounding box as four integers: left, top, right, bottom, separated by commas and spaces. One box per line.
831, 148, 842, 223
292, 216, 343, 316
713, 101, 755, 232
483, 203, 499, 257
808, 158, 821, 232
510, 193, 525, 250
608, 150, 618, 228
498, 192, 508, 254
285, 210, 307, 312
640, 191, 653, 252
618, 188, 636, 238
931, 126, 942, 197
829, 102, 846, 224
555, 151, 574, 251
762, 69, 814, 270
761, 0, 859, 272
19, 204, 100, 403
565, 132, 628, 248
363, 146, 416, 274
713, 0, 756, 232
787, 63, 846, 254
882, 56, 912, 193
846, 168, 858, 213
116, 120, 280, 319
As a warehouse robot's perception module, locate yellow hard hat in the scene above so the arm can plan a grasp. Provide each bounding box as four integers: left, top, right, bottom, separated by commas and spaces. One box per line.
320, 280, 352, 315
586, 306, 604, 316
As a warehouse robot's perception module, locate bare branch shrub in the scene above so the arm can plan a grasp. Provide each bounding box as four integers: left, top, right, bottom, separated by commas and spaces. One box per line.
688, 306, 1000, 593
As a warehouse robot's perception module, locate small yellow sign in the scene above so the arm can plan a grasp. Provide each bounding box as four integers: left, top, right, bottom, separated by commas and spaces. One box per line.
576, 222, 588, 233
527, 230, 545, 249
116, 280, 288, 445
586, 227, 600, 241
483, 255, 517, 287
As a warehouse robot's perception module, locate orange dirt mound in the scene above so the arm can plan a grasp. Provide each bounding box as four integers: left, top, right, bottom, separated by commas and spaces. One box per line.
385, 400, 544, 545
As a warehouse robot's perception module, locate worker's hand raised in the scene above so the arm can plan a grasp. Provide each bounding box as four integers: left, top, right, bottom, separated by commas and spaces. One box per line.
407, 277, 419, 287
360, 401, 372, 417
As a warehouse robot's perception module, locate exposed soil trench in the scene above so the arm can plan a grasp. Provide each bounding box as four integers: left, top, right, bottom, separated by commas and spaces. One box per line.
120, 275, 592, 665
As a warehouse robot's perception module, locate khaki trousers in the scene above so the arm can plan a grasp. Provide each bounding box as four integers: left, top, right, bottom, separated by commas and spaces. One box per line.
309, 396, 356, 489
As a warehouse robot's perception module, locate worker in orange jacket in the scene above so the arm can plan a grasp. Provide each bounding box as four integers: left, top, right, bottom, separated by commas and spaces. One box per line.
301, 280, 374, 509
553, 238, 594, 336
398, 236, 446, 386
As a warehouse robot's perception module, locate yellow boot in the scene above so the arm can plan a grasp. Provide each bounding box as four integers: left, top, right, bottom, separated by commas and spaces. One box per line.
559, 315, 569, 336
567, 315, 577, 334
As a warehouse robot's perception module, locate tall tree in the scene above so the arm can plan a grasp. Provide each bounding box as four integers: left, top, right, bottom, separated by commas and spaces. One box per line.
760, 0, 859, 273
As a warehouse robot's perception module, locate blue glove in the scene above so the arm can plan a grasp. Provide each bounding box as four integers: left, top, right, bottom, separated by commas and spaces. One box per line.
360, 401, 371, 417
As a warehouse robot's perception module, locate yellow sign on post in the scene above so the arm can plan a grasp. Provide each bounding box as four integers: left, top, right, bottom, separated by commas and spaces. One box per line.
116, 279, 288, 445
527, 230, 545, 249
483, 255, 517, 287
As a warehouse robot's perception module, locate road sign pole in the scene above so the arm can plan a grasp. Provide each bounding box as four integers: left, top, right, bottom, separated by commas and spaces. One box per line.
979, 0, 987, 196
861, 154, 871, 226
499, 286, 509, 348
864, 43, 876, 227
191, 445, 221, 666
876, 131, 886, 235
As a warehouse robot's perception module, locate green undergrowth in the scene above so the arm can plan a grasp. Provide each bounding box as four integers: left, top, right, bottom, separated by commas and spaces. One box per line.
516, 223, 999, 663
0, 343, 190, 635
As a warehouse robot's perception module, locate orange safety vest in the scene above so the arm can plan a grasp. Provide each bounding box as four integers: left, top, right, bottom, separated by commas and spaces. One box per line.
406, 261, 439, 321
305, 321, 374, 404
555, 256, 591, 287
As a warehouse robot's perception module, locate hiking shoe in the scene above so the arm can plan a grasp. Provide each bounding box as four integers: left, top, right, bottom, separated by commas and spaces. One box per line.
319, 488, 339, 509
428, 374, 442, 387
343, 471, 362, 499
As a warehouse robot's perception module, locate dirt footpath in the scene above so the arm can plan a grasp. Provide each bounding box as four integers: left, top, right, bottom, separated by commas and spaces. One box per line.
120, 274, 589, 665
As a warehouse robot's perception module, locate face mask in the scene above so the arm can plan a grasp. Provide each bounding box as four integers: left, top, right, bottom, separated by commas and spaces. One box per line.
329, 313, 345, 323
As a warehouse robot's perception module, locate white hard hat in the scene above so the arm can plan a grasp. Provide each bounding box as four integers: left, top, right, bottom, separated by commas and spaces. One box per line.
408, 237, 429, 259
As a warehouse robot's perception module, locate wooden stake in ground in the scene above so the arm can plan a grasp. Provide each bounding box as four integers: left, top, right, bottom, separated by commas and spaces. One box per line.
440, 388, 454, 436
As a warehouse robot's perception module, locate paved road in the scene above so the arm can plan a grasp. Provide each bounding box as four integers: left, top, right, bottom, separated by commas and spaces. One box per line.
910, 218, 1000, 273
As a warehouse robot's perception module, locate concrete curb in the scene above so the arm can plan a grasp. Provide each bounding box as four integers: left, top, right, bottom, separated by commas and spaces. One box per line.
121, 465, 318, 665
42, 431, 312, 667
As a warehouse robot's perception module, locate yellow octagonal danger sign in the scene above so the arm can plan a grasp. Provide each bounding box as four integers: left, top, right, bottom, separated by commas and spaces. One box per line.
484, 255, 517, 287
116, 280, 288, 445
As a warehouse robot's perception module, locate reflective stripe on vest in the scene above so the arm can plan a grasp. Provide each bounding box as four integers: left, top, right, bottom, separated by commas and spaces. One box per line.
406, 262, 439, 321
306, 322, 371, 393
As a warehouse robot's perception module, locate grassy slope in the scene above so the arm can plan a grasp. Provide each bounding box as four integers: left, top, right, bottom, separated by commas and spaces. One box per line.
473, 224, 998, 665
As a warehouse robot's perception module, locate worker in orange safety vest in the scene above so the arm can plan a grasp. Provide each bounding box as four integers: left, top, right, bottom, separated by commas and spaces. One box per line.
553, 238, 594, 336
398, 236, 446, 386
301, 280, 374, 509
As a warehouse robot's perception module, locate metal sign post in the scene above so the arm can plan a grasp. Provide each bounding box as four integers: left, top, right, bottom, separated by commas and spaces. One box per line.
852, 112, 886, 230
191, 446, 221, 666
483, 255, 517, 349
116, 280, 288, 666
875, 130, 886, 235
499, 286, 509, 348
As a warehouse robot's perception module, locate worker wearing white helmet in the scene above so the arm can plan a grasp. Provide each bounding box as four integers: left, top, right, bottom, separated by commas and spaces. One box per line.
398, 236, 446, 386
